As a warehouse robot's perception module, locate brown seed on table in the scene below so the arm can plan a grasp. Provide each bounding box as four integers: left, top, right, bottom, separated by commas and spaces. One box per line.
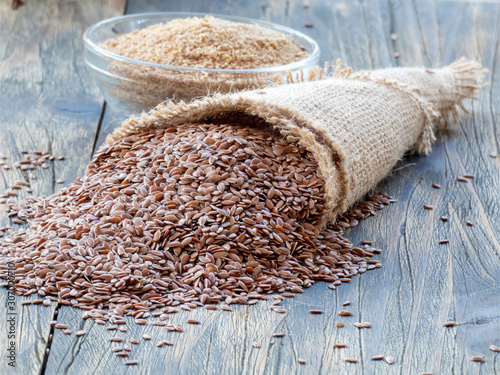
490, 152, 498, 158
421, 372, 433, 375
432, 183, 441, 189
336, 322, 344, 327
439, 240, 449, 244
385, 355, 395, 364
489, 345, 500, 352
339, 310, 352, 316
12, 219, 24, 225
298, 358, 306, 365
363, 322, 371, 328
372, 355, 384, 360
187, 319, 200, 324
55, 324, 68, 329
440, 216, 449, 222
11, 185, 21, 190
282, 292, 295, 298
221, 306, 233, 312
252, 342, 261, 348
56, 179, 64, 184
43, 299, 51, 306
343, 300, 351, 306
63, 329, 72, 335
457, 176, 467, 182
58, 156, 65, 160
273, 333, 286, 337
123, 344, 131, 351
205, 305, 217, 310
334, 343, 347, 348
304, 23, 313, 28
156, 342, 164, 348
76, 330, 86, 337
117, 352, 129, 357
444, 321, 457, 329
471, 356, 485, 363
119, 326, 127, 332
142, 334, 151, 340
345, 358, 358, 363
125, 360, 138, 365
463, 174, 474, 179
393, 52, 400, 58
423, 205, 433, 210
130, 338, 139, 345
309, 310, 323, 314
466, 221, 474, 226
135, 319, 147, 325
110, 337, 123, 342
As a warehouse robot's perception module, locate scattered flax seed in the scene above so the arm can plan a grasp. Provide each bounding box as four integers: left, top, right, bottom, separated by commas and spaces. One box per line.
117, 353, 129, 357
303, 2, 310, 9
43, 299, 51, 306
282, 292, 295, 298
221, 306, 233, 312
142, 334, 151, 340
339, 310, 352, 316
119, 326, 127, 332
345, 358, 358, 363
463, 174, 474, 179
56, 179, 64, 184
423, 205, 433, 210
130, 338, 139, 345
440, 216, 449, 222
336, 322, 344, 327
298, 358, 306, 364
55, 324, 68, 329
439, 240, 449, 244
110, 337, 123, 342
12, 219, 24, 225
76, 331, 86, 337
304, 23, 313, 28
106, 326, 117, 331
385, 355, 395, 364
421, 373, 433, 375
363, 322, 372, 328
334, 343, 347, 348
273, 333, 286, 337
187, 319, 200, 324
432, 183, 441, 189
343, 300, 351, 306
309, 309, 323, 314
123, 344, 131, 351
135, 319, 147, 325
63, 329, 72, 335
125, 360, 138, 365
156, 342, 164, 348
354, 323, 364, 328
466, 221, 474, 227
252, 342, 261, 348
490, 152, 497, 158
372, 355, 384, 360
471, 356, 485, 363
457, 176, 467, 182
443, 321, 456, 327
58, 156, 65, 161
393, 52, 400, 59
205, 305, 217, 310
489, 345, 500, 352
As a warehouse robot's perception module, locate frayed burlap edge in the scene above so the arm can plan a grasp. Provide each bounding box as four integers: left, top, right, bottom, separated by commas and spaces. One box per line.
104, 58, 486, 227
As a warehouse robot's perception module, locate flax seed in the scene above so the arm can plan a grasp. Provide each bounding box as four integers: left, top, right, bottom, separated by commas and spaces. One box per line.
298, 358, 306, 364
336, 322, 344, 327
273, 333, 286, 337
372, 355, 384, 360
489, 345, 500, 352
76, 330, 86, 336
345, 358, 358, 363
309, 310, 323, 314
187, 319, 200, 324
125, 360, 138, 365
440, 216, 449, 222
252, 342, 261, 348
457, 176, 467, 182
471, 356, 485, 362
334, 343, 347, 348
439, 240, 449, 244
423, 205, 433, 210
339, 310, 352, 316
431, 183, 441, 189
385, 355, 395, 364
466, 221, 474, 226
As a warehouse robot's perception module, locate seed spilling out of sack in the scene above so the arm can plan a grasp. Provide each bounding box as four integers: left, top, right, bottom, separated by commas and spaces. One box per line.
0, 123, 390, 323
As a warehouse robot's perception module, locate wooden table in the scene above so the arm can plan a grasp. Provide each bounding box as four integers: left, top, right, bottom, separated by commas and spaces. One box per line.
1, 0, 499, 374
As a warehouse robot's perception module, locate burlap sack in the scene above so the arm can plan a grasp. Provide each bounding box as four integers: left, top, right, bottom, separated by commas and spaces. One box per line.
105, 59, 486, 228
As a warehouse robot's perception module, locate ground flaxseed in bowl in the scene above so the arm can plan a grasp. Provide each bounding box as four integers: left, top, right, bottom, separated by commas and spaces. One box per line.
84, 13, 320, 112
0, 123, 391, 322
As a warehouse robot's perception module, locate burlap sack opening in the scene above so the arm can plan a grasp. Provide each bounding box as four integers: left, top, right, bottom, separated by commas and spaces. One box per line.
105, 59, 486, 228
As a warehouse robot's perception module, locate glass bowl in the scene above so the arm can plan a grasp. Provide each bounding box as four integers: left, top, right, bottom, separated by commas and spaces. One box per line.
83, 12, 320, 114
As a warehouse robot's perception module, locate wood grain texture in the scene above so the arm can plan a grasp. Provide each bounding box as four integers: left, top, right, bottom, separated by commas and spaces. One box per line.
1, 0, 499, 374
0, 0, 126, 374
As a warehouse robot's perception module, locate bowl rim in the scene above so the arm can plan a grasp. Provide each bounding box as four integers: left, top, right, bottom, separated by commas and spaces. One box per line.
83, 12, 321, 74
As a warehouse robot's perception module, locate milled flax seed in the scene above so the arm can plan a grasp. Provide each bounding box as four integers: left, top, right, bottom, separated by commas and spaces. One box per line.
0, 123, 392, 324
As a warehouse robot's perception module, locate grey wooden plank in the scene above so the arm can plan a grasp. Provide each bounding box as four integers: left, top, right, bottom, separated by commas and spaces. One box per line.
2, 0, 499, 374
0, 0, 126, 374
